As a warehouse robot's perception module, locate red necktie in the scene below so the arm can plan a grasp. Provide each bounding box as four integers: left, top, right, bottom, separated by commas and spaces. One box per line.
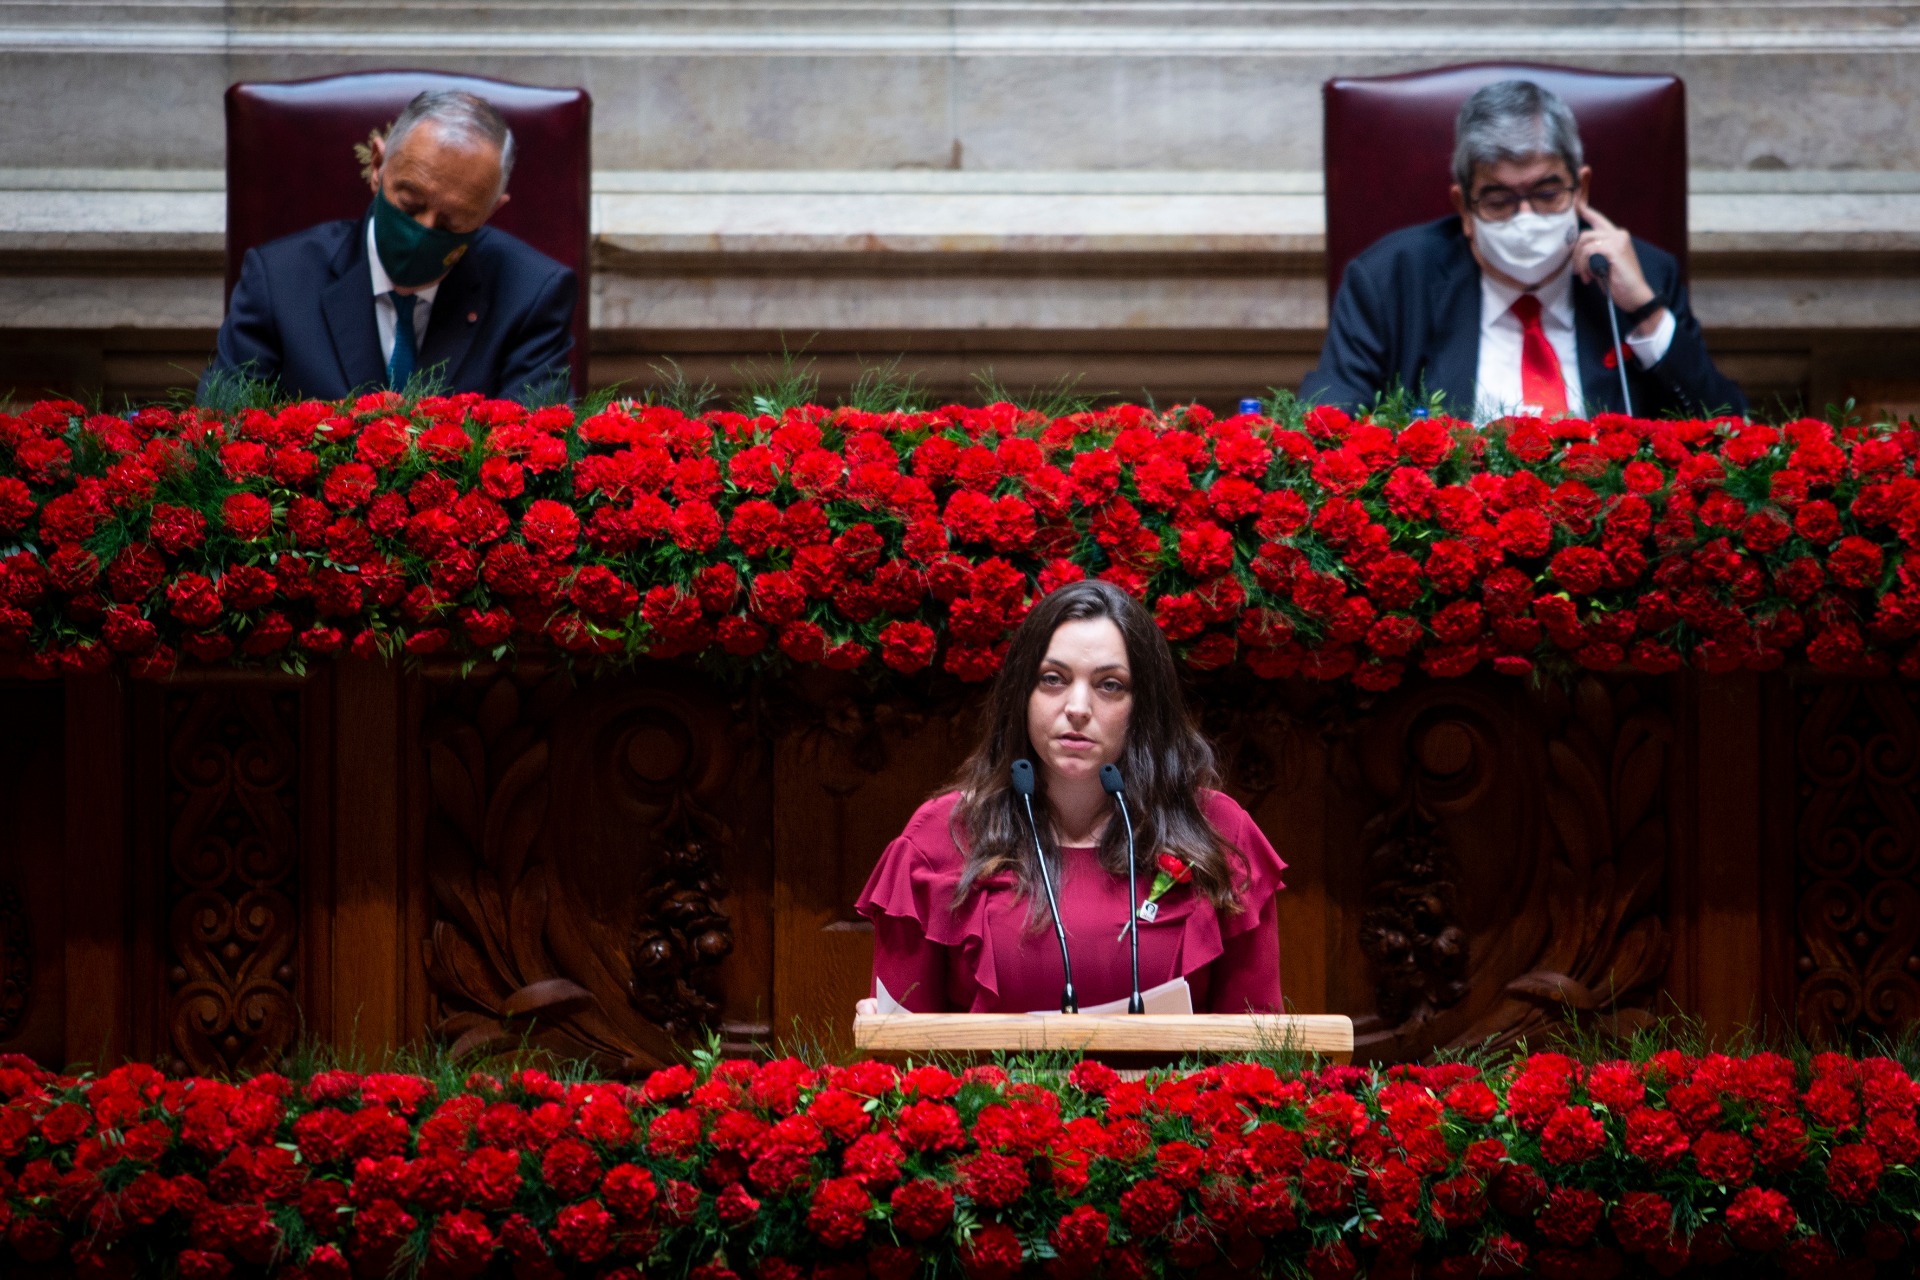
1509, 293, 1568, 418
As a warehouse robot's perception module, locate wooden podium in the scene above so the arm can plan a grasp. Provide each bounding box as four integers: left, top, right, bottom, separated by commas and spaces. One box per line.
852, 1004, 1354, 1063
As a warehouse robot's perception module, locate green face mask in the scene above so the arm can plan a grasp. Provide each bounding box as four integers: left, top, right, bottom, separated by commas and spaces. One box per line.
370, 187, 476, 288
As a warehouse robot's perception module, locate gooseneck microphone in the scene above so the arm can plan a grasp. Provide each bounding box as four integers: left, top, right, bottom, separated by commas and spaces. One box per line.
1100, 763, 1145, 1015
1588, 253, 1635, 417
1011, 759, 1077, 1014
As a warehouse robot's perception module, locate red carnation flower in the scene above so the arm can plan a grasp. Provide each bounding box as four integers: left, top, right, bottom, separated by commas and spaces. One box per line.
1051, 1204, 1110, 1270
1539, 1105, 1606, 1165
1119, 1176, 1183, 1236
1825, 1141, 1883, 1203
1610, 1190, 1674, 1254
716, 1180, 760, 1227
427, 1208, 495, 1280
1431, 1173, 1485, 1227
1725, 1185, 1795, 1252
1828, 536, 1884, 590
1489, 1162, 1546, 1216
807, 1176, 872, 1248
541, 1137, 604, 1200
166, 574, 223, 628
1177, 523, 1234, 578
1496, 509, 1553, 559
551, 1199, 615, 1261
221, 492, 273, 540
878, 620, 937, 674
1536, 1185, 1602, 1247
1622, 1106, 1689, 1169
521, 499, 581, 558
960, 1222, 1025, 1280
958, 1150, 1027, 1210
1691, 1129, 1753, 1186
890, 1179, 954, 1241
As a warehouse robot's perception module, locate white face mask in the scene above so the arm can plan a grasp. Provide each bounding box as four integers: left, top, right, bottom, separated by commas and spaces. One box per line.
1472, 208, 1579, 287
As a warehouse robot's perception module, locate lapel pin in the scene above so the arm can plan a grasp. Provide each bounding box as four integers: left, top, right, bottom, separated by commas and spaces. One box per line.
467, 311, 479, 323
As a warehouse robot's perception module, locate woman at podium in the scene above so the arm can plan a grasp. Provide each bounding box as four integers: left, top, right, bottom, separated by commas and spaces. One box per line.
856, 580, 1285, 1014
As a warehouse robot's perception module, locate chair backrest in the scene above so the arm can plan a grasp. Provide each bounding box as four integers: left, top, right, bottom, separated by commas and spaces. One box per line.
1322, 62, 1686, 304
225, 70, 592, 397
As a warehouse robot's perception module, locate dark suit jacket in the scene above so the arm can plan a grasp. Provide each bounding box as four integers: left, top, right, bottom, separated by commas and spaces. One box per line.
1300, 216, 1746, 419
199, 215, 576, 405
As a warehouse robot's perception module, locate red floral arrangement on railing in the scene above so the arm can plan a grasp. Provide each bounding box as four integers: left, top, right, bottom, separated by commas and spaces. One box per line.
1, 1048, 1917, 1279
2, 394, 1919, 687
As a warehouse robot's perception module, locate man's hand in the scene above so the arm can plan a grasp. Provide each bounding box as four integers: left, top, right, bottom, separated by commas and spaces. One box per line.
1574, 200, 1659, 317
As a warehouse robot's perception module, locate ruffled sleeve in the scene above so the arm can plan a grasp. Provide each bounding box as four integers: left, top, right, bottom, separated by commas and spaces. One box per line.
854, 792, 1000, 1012
1165, 790, 1287, 1013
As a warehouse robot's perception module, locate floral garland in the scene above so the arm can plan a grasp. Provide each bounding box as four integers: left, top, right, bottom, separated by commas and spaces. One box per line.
2, 394, 1919, 688
0, 1048, 1915, 1279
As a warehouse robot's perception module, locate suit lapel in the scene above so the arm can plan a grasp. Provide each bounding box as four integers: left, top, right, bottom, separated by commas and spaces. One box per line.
1572, 278, 1624, 416
1423, 236, 1482, 414
320, 218, 387, 394
415, 244, 487, 393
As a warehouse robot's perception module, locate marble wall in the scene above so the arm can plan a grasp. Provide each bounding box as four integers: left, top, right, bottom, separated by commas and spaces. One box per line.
6, 2, 1920, 173
3, 2, 1918, 411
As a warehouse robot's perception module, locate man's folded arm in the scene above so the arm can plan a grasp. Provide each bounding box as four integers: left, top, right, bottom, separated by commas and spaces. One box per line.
196, 248, 283, 405
497, 266, 578, 405
1300, 259, 1395, 413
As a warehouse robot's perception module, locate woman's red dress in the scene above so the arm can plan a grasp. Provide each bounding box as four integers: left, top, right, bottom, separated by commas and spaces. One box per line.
855, 789, 1285, 1014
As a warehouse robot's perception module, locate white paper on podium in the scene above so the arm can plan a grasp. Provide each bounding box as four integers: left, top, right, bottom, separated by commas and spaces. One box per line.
866, 976, 1193, 1017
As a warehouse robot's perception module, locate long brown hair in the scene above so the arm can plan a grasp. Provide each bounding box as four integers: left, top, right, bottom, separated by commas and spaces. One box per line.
947, 579, 1241, 924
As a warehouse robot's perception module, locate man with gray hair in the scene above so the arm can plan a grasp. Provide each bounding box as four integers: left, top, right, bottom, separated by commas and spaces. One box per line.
200, 89, 575, 403
1302, 79, 1743, 420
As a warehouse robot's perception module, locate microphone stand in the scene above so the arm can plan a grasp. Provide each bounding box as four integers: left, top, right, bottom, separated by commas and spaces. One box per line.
1100, 764, 1145, 1014
1011, 759, 1077, 1014
1590, 253, 1635, 417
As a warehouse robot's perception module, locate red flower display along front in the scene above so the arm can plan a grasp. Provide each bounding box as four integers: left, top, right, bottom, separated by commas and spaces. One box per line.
0, 1049, 1916, 1277
3, 393, 1920, 684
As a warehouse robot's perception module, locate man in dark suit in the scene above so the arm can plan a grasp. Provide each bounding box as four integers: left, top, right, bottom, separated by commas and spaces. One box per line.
199, 90, 575, 405
1302, 80, 1744, 421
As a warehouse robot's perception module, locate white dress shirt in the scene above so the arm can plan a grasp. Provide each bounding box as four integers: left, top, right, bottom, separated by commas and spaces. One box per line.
1473, 262, 1676, 423
366, 218, 439, 366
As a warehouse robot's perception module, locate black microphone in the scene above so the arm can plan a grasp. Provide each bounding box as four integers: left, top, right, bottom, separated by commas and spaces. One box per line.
1589, 253, 1636, 417
1011, 759, 1076, 1014
1100, 763, 1145, 1015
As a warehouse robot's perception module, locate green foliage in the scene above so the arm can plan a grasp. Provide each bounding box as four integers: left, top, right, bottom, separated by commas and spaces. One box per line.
846, 357, 934, 414
970, 368, 1099, 418
187, 364, 287, 413
734, 340, 823, 417
640, 358, 720, 417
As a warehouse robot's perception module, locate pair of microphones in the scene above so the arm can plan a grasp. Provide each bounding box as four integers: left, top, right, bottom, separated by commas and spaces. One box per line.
1010, 758, 1145, 1016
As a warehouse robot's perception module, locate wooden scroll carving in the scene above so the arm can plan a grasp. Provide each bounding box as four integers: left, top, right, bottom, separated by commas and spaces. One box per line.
163, 689, 301, 1076
1351, 676, 1672, 1059
0, 883, 29, 1043
1793, 683, 1920, 1043
423, 670, 741, 1071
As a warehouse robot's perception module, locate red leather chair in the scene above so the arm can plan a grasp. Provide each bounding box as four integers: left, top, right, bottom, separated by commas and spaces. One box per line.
225, 70, 592, 397
1322, 63, 1686, 304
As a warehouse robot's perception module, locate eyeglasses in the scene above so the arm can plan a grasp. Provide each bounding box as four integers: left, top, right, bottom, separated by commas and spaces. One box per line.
1470, 180, 1576, 222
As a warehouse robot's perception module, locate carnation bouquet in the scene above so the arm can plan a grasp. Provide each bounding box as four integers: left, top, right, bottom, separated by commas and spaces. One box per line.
1, 393, 1917, 687
0, 1042, 1915, 1278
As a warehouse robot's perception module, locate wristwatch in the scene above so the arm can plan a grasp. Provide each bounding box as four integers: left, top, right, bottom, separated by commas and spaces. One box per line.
1618, 294, 1667, 332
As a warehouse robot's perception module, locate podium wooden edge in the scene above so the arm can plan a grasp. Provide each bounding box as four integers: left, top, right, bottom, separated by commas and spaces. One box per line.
851, 1012, 1354, 1063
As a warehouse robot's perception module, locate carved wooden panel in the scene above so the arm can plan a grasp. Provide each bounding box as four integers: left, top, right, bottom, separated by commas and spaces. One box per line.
421, 668, 770, 1071
1346, 676, 1673, 1060
1791, 682, 1920, 1044
159, 688, 301, 1076
0, 686, 59, 1064
771, 694, 976, 1047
